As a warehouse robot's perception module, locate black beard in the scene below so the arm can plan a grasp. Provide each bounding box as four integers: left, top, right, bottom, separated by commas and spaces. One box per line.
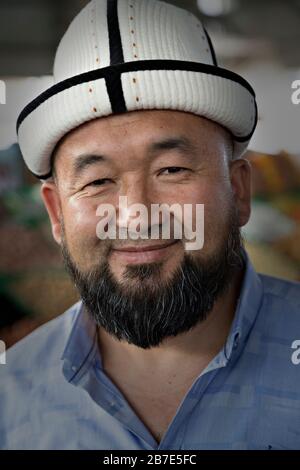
61, 215, 245, 350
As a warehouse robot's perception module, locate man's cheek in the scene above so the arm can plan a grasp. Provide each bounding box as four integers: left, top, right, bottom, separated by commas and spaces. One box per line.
201, 209, 228, 252
66, 196, 102, 231
65, 207, 101, 241
64, 215, 102, 261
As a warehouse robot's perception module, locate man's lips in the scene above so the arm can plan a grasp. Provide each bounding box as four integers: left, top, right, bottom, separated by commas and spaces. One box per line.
112, 240, 179, 252
110, 240, 180, 263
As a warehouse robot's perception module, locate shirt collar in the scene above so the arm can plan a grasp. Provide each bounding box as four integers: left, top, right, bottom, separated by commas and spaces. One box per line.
223, 250, 264, 361
61, 250, 264, 381
61, 302, 98, 383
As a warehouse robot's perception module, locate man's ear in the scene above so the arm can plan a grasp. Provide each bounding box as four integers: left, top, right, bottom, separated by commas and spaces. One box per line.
40, 181, 63, 245
229, 158, 252, 227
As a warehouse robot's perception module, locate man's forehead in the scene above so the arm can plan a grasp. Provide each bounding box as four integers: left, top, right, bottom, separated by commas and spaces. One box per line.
56, 110, 223, 151
50, 110, 233, 179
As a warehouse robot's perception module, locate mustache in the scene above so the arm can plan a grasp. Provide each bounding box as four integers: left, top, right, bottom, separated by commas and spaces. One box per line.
98, 223, 182, 251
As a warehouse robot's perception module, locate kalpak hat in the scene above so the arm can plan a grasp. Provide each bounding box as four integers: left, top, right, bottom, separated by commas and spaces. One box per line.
17, 0, 258, 179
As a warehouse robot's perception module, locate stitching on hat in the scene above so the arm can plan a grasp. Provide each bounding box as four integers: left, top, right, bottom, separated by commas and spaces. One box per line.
90, 3, 99, 65
129, 2, 138, 60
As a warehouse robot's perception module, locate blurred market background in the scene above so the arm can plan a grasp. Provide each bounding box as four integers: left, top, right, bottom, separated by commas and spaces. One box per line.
0, 0, 300, 347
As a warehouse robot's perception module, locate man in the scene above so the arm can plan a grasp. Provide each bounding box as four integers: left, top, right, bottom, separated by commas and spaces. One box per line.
1, 0, 300, 450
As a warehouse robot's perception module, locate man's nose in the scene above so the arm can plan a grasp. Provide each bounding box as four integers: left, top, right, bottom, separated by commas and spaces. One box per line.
116, 175, 152, 229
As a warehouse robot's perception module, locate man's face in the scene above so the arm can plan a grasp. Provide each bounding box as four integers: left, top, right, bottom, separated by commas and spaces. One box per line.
42, 110, 251, 348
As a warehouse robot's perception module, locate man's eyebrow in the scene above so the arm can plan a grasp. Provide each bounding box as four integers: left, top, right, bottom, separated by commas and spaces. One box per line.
71, 137, 198, 176
73, 153, 107, 176
148, 137, 199, 159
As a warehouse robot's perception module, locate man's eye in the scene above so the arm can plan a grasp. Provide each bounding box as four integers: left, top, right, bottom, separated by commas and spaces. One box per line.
88, 178, 112, 186
159, 167, 189, 175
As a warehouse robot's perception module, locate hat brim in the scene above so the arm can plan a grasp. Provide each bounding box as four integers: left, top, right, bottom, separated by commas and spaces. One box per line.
17, 60, 258, 179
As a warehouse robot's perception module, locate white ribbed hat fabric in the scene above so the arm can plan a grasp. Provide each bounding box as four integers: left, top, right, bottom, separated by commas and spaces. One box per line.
17, 0, 257, 179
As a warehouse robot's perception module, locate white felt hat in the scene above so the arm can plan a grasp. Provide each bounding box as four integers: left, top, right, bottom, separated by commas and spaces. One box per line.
17, 0, 257, 179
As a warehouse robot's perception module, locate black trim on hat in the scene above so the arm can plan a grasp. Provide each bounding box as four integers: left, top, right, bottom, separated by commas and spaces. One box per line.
17, 59, 256, 131
106, 0, 127, 113
105, 69, 127, 114
107, 0, 124, 65
35, 169, 53, 180
203, 28, 218, 67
